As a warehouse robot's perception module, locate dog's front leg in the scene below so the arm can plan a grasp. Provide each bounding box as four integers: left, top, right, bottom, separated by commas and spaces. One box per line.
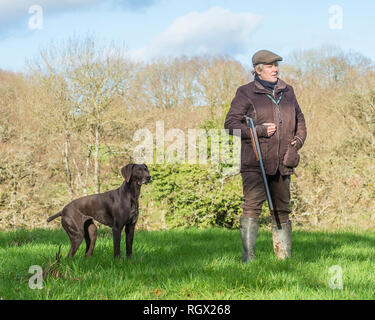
125, 223, 136, 259
112, 227, 122, 258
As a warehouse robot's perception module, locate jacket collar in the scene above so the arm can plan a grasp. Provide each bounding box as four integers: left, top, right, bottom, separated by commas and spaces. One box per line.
253, 78, 288, 95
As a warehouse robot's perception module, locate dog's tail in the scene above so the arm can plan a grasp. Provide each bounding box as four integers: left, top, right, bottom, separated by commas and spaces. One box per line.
47, 211, 62, 223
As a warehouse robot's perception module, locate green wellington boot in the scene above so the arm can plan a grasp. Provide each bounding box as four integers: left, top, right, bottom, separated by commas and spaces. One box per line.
272, 220, 292, 260
239, 217, 259, 263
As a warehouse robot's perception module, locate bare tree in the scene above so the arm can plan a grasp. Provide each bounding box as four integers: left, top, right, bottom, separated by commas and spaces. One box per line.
29, 48, 77, 198
197, 56, 249, 118
66, 37, 133, 193
139, 56, 200, 110
29, 36, 134, 195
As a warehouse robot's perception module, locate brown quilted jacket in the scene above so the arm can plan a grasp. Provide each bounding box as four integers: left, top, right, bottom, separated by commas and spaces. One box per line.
224, 78, 307, 175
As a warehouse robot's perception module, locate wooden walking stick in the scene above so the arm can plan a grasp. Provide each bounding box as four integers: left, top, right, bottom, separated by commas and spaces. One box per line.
245, 116, 282, 230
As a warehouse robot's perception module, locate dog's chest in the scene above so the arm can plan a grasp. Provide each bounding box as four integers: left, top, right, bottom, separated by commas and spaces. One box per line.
118, 200, 138, 224
129, 208, 139, 224
129, 200, 138, 218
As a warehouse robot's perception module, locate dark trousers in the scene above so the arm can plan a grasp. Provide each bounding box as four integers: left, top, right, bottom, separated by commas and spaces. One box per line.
241, 170, 291, 223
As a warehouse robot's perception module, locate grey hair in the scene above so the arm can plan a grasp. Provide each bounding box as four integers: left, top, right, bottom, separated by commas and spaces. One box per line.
251, 62, 279, 76
251, 64, 263, 76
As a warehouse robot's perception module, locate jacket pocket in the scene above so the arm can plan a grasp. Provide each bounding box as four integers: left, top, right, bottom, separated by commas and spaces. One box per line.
241, 141, 257, 166
282, 144, 300, 168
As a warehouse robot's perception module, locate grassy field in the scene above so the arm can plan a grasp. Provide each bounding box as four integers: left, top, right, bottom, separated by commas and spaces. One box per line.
0, 227, 374, 300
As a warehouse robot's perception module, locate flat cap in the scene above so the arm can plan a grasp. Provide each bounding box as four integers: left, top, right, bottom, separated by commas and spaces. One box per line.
252, 50, 283, 66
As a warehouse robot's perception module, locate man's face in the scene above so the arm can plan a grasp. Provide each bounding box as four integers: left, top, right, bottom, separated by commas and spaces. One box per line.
257, 62, 279, 82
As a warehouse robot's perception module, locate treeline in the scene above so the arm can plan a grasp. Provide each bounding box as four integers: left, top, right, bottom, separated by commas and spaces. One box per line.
0, 38, 374, 230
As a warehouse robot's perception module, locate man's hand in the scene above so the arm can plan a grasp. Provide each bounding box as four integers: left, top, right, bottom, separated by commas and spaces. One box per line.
262, 123, 276, 137
291, 136, 303, 149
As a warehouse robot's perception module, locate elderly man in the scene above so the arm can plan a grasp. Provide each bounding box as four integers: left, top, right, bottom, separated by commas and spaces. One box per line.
224, 50, 307, 262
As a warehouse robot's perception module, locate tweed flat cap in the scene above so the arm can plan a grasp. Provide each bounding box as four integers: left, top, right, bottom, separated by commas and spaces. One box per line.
252, 50, 283, 66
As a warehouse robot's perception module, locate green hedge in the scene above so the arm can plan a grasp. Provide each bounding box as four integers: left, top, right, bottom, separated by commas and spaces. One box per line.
148, 164, 243, 229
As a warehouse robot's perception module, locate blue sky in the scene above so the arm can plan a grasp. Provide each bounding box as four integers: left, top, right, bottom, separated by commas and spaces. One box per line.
1, 0, 374, 72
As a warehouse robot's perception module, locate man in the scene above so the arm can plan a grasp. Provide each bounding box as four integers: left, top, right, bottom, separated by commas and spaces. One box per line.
224, 50, 307, 262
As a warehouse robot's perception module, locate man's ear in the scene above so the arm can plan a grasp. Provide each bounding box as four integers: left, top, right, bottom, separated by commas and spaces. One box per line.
121, 164, 133, 183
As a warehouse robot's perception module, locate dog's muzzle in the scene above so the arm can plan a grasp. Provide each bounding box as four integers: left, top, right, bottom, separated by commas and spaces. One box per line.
139, 176, 152, 185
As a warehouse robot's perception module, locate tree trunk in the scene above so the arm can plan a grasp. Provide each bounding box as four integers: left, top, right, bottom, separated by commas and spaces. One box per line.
63, 135, 74, 198
72, 156, 83, 194
94, 126, 100, 194
84, 143, 92, 196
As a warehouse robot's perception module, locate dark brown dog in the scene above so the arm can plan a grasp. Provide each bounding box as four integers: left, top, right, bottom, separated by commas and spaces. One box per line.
47, 164, 151, 258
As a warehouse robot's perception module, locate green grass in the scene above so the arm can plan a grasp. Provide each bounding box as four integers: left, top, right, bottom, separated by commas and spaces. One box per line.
0, 227, 374, 300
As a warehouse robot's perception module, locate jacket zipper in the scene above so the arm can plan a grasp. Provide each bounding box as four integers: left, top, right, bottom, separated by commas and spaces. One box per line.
267, 91, 284, 172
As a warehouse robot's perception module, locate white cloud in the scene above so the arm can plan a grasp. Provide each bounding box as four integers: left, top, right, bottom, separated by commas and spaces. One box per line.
130, 7, 263, 60
0, 0, 98, 22
0, 0, 158, 21
0, 0, 158, 36
0, 0, 99, 37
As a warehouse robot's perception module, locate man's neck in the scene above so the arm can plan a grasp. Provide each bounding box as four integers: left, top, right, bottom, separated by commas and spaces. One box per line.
255, 74, 278, 92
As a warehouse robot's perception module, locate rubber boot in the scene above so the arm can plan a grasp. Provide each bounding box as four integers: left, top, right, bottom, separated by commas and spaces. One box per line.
272, 220, 292, 260
239, 217, 259, 263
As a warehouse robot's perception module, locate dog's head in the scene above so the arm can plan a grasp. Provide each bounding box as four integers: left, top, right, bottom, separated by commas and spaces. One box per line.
121, 164, 151, 186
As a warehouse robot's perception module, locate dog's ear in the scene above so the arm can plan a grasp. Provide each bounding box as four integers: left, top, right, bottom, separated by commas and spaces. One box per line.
121, 164, 134, 183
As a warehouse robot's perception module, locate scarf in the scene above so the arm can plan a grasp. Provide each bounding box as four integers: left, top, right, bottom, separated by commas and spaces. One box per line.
254, 73, 278, 92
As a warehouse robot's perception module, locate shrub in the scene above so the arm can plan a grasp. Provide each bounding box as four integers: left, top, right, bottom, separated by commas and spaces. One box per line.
148, 164, 243, 229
